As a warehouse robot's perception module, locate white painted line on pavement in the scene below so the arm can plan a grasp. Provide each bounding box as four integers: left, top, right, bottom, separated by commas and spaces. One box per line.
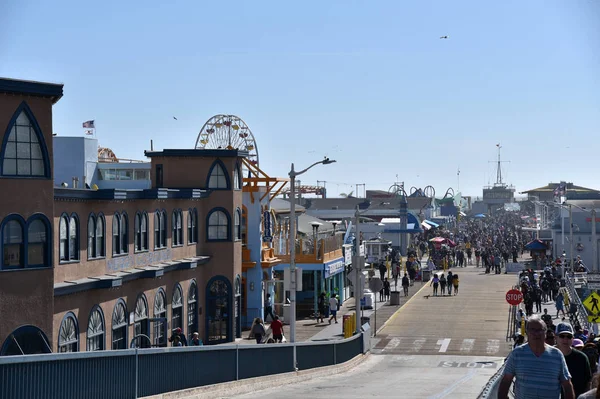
437, 338, 451, 353
486, 339, 500, 354
427, 368, 478, 399
460, 339, 475, 353
383, 337, 401, 352
412, 338, 426, 352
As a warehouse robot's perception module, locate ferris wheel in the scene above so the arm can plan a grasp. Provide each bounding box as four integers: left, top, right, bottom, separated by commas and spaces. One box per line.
194, 114, 259, 167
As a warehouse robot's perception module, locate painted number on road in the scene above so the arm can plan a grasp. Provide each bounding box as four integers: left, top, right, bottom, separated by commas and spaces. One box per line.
436, 338, 451, 353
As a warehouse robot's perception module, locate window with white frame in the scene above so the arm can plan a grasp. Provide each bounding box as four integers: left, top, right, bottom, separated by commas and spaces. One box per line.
86, 306, 105, 351
208, 163, 228, 189
154, 210, 167, 249
187, 209, 198, 244
112, 213, 128, 255
172, 210, 182, 246
135, 212, 148, 252
1, 109, 46, 177
88, 214, 105, 259
208, 210, 229, 240
111, 300, 127, 350
58, 313, 79, 353
59, 215, 79, 262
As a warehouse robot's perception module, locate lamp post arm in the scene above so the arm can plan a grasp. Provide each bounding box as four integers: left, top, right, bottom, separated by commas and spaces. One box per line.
292, 160, 336, 178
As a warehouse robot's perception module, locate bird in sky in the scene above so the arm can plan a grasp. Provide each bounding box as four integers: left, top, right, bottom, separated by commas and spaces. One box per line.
440, 36, 449, 39
173, 116, 178, 120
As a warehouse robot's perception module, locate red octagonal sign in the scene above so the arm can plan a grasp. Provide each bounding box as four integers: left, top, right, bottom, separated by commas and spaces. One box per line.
506, 289, 523, 306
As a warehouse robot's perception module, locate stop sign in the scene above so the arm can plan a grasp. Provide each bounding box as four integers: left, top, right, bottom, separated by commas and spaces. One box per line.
506, 289, 523, 305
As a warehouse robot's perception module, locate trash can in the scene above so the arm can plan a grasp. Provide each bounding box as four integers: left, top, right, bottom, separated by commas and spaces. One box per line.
389, 291, 401, 305
422, 270, 431, 282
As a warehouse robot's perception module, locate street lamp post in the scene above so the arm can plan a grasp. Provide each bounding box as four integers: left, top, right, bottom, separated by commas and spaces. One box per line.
289, 158, 335, 370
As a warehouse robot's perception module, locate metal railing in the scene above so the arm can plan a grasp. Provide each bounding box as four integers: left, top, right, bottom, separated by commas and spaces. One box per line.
564, 272, 591, 331
477, 363, 514, 399
0, 333, 365, 399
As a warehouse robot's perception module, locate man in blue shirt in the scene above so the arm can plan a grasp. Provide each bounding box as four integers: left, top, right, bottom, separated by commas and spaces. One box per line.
498, 315, 574, 399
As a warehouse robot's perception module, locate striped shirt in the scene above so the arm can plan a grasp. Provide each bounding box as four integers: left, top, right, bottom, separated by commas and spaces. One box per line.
503, 344, 571, 399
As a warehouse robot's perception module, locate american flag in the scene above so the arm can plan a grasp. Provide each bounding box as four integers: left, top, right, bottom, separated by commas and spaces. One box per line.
82, 120, 95, 129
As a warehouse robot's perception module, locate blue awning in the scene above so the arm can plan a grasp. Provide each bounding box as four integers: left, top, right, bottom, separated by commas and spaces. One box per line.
424, 219, 439, 228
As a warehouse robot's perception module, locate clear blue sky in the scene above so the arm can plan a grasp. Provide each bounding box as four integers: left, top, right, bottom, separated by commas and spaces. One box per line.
1, 0, 599, 198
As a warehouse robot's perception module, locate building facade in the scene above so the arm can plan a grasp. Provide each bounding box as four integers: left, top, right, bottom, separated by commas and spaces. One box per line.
0, 78, 245, 355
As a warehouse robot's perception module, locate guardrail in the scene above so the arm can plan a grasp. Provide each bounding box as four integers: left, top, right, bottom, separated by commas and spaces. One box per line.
0, 333, 365, 399
477, 363, 512, 399
564, 272, 591, 331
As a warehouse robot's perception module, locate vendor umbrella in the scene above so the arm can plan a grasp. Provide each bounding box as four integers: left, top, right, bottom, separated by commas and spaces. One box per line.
524, 239, 547, 251
429, 237, 447, 243
446, 239, 457, 247
473, 214, 486, 218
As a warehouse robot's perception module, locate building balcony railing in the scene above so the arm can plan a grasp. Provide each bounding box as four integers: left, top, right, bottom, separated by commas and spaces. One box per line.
272, 234, 344, 264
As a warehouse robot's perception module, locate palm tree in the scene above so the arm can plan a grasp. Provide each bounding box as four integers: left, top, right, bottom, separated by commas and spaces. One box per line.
339, 191, 354, 198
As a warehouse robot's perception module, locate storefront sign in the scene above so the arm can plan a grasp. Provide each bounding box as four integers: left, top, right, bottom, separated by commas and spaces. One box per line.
324, 258, 344, 279
263, 210, 272, 242
344, 245, 352, 265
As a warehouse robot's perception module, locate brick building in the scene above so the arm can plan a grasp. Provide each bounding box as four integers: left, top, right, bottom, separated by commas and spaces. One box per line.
0, 78, 244, 355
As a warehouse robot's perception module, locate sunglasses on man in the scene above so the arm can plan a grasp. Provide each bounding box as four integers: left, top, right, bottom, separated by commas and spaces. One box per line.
558, 334, 573, 339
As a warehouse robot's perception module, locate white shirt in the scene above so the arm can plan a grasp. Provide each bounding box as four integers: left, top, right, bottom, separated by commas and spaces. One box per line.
329, 297, 338, 309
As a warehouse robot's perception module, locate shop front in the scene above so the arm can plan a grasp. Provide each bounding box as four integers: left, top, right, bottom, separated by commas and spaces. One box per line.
324, 257, 345, 302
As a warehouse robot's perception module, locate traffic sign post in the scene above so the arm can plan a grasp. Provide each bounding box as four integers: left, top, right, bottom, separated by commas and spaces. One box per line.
506, 289, 523, 306
583, 292, 600, 315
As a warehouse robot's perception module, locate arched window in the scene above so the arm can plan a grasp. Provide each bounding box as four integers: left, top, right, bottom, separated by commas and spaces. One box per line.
205, 276, 232, 344
27, 218, 48, 267
1, 103, 49, 178
187, 281, 198, 335
241, 206, 248, 246
154, 210, 167, 249
88, 213, 105, 259
207, 160, 229, 189
2, 219, 24, 268
134, 212, 148, 252
207, 209, 230, 241
111, 300, 127, 350
112, 213, 128, 255
234, 164, 241, 190
172, 210, 182, 247
171, 284, 183, 334
188, 208, 198, 244
234, 208, 241, 240
86, 306, 105, 351
153, 289, 167, 347
134, 294, 150, 348
69, 215, 78, 261
58, 312, 79, 353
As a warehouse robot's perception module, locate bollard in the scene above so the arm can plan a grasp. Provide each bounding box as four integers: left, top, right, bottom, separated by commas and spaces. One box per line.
521, 318, 525, 336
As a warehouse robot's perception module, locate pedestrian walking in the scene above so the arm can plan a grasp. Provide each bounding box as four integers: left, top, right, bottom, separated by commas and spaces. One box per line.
430, 273, 439, 296
447, 271, 453, 296
452, 274, 459, 295
439, 273, 447, 296
328, 295, 339, 324
383, 278, 391, 301
498, 315, 575, 399
401, 273, 410, 297
264, 293, 276, 322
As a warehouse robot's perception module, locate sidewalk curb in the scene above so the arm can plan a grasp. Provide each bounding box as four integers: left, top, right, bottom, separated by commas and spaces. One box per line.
375, 282, 430, 336
141, 353, 369, 399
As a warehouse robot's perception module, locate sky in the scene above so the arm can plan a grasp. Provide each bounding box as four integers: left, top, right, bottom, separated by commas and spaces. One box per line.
1, 0, 599, 199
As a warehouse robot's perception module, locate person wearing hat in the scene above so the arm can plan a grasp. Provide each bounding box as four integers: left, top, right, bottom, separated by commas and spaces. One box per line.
499, 315, 574, 399
190, 332, 203, 346
168, 327, 188, 346
555, 322, 592, 398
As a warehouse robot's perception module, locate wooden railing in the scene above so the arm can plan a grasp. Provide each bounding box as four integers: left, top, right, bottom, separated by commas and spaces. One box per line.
272, 237, 343, 264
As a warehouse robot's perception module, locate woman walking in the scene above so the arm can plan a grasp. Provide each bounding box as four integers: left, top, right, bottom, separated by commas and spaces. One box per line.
452, 274, 460, 295
439, 273, 447, 296
430, 273, 440, 296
